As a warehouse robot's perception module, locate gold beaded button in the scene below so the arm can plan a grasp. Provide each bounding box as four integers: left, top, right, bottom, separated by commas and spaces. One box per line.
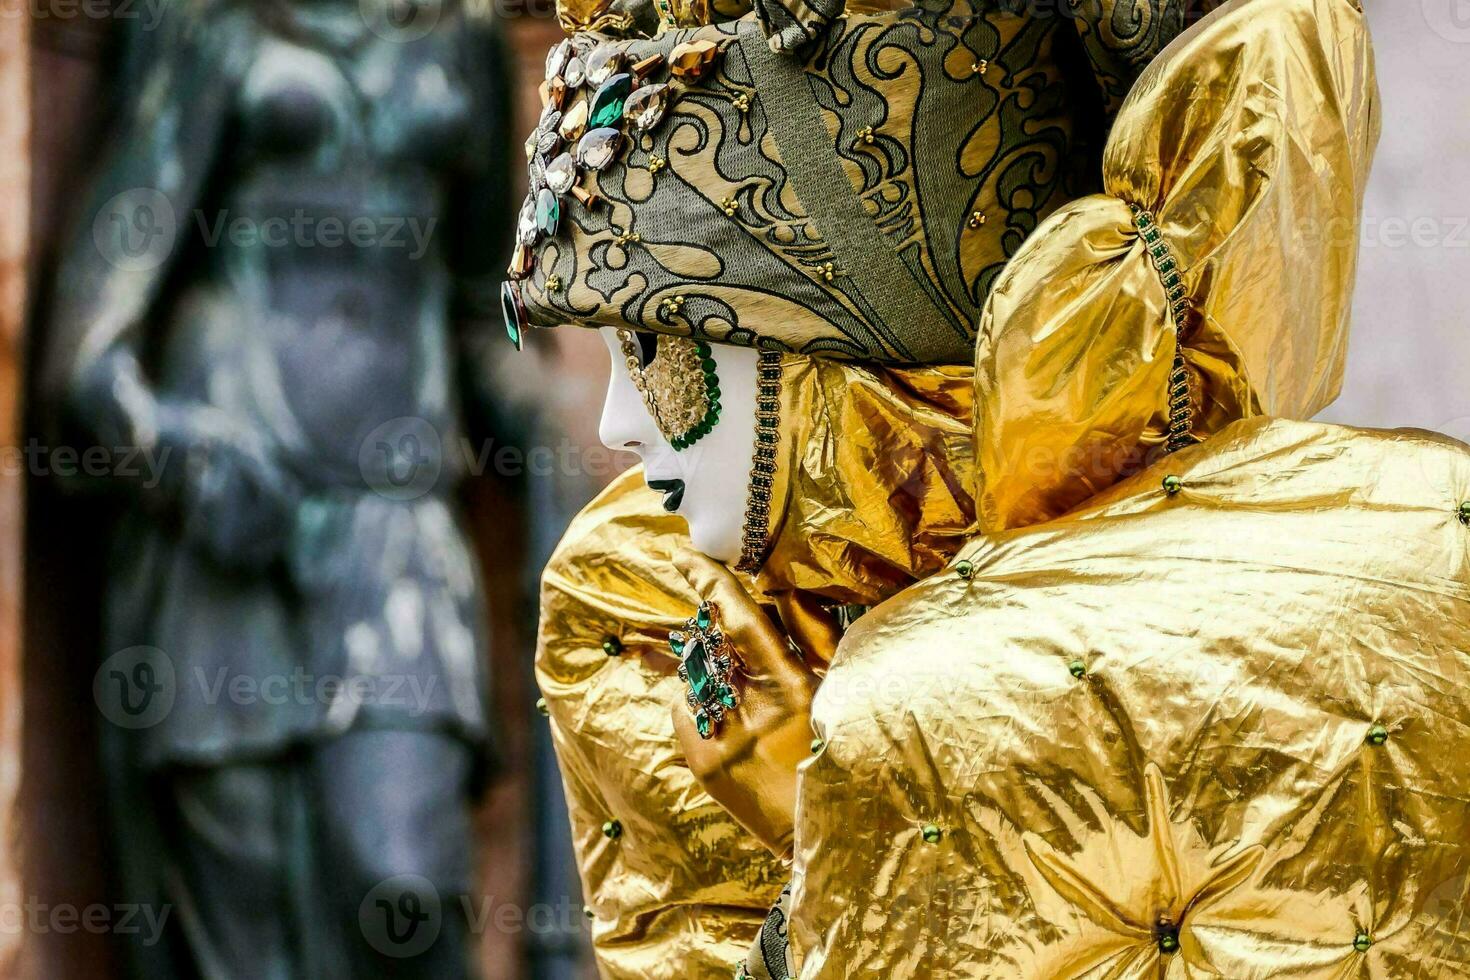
968, 211, 988, 229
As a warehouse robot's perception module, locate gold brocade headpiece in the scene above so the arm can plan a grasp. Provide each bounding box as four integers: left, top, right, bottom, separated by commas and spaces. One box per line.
616, 329, 721, 450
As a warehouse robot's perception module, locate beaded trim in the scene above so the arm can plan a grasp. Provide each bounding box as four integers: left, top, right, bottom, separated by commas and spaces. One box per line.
734, 351, 784, 573
1130, 205, 1196, 454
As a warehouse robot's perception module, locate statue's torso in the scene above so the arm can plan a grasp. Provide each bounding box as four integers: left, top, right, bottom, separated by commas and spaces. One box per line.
156, 17, 477, 483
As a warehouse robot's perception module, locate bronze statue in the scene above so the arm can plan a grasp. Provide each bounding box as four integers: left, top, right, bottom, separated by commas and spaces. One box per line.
50, 0, 513, 974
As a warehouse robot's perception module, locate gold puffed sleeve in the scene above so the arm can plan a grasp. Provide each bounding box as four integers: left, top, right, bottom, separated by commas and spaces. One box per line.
535, 468, 785, 979
974, 0, 1379, 532
793, 417, 1470, 977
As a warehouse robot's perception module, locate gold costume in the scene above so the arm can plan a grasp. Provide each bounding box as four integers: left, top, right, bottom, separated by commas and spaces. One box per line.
524, 0, 1470, 975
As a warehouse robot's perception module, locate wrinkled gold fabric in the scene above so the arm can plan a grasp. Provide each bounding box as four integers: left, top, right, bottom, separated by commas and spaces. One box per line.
757, 357, 977, 609
537, 360, 974, 975
793, 417, 1470, 977
536, 468, 785, 979
974, 0, 1379, 532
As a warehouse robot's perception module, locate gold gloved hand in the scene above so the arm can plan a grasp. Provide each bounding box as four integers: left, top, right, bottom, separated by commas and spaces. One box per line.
670, 550, 827, 860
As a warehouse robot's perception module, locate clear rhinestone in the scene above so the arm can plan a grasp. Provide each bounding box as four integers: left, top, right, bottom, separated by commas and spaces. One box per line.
545, 152, 577, 195
565, 56, 586, 88
516, 195, 538, 246
624, 83, 670, 131
585, 44, 625, 87
576, 127, 623, 171
545, 39, 573, 81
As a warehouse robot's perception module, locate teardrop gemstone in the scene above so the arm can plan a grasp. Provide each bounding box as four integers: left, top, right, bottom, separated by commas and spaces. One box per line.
589, 74, 633, 130
535, 187, 561, 236
545, 39, 572, 80
576, 127, 623, 171
624, 82, 670, 131
564, 56, 586, 88
558, 100, 589, 141
516, 194, 538, 246
545, 153, 577, 195
585, 45, 625, 87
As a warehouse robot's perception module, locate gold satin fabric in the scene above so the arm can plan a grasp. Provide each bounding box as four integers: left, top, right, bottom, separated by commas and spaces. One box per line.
974, 0, 1379, 532
757, 357, 977, 610
537, 360, 975, 976
793, 417, 1470, 977
536, 469, 785, 979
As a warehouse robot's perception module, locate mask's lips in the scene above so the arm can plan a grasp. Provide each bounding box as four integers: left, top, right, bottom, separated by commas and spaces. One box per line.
647, 478, 685, 513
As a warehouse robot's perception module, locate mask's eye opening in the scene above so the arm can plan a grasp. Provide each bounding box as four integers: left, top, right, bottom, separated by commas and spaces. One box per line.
635, 331, 657, 369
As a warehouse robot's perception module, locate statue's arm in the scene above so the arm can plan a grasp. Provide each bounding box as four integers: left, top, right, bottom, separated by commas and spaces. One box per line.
51, 5, 237, 469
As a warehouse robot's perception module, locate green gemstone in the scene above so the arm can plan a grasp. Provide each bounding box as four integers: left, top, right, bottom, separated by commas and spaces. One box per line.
589, 73, 633, 129
602, 636, 623, 657
696, 604, 711, 630
955, 559, 973, 579
1158, 932, 1180, 954
669, 633, 685, 655
1162, 474, 1183, 495
1459, 501, 1470, 525
1367, 724, 1389, 746
535, 187, 560, 236
684, 637, 713, 701
718, 686, 737, 708
695, 711, 713, 738
1353, 932, 1373, 953
1069, 660, 1087, 678
602, 819, 622, 839
921, 824, 942, 844
810, 737, 825, 754
500, 281, 525, 350
535, 697, 549, 716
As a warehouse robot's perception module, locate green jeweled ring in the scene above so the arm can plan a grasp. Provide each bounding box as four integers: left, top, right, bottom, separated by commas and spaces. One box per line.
671, 601, 738, 739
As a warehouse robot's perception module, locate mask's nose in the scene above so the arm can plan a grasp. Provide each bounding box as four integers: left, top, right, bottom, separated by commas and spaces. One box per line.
598, 327, 660, 454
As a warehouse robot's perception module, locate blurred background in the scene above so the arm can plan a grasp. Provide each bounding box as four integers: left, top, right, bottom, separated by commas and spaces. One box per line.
0, 0, 1462, 976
